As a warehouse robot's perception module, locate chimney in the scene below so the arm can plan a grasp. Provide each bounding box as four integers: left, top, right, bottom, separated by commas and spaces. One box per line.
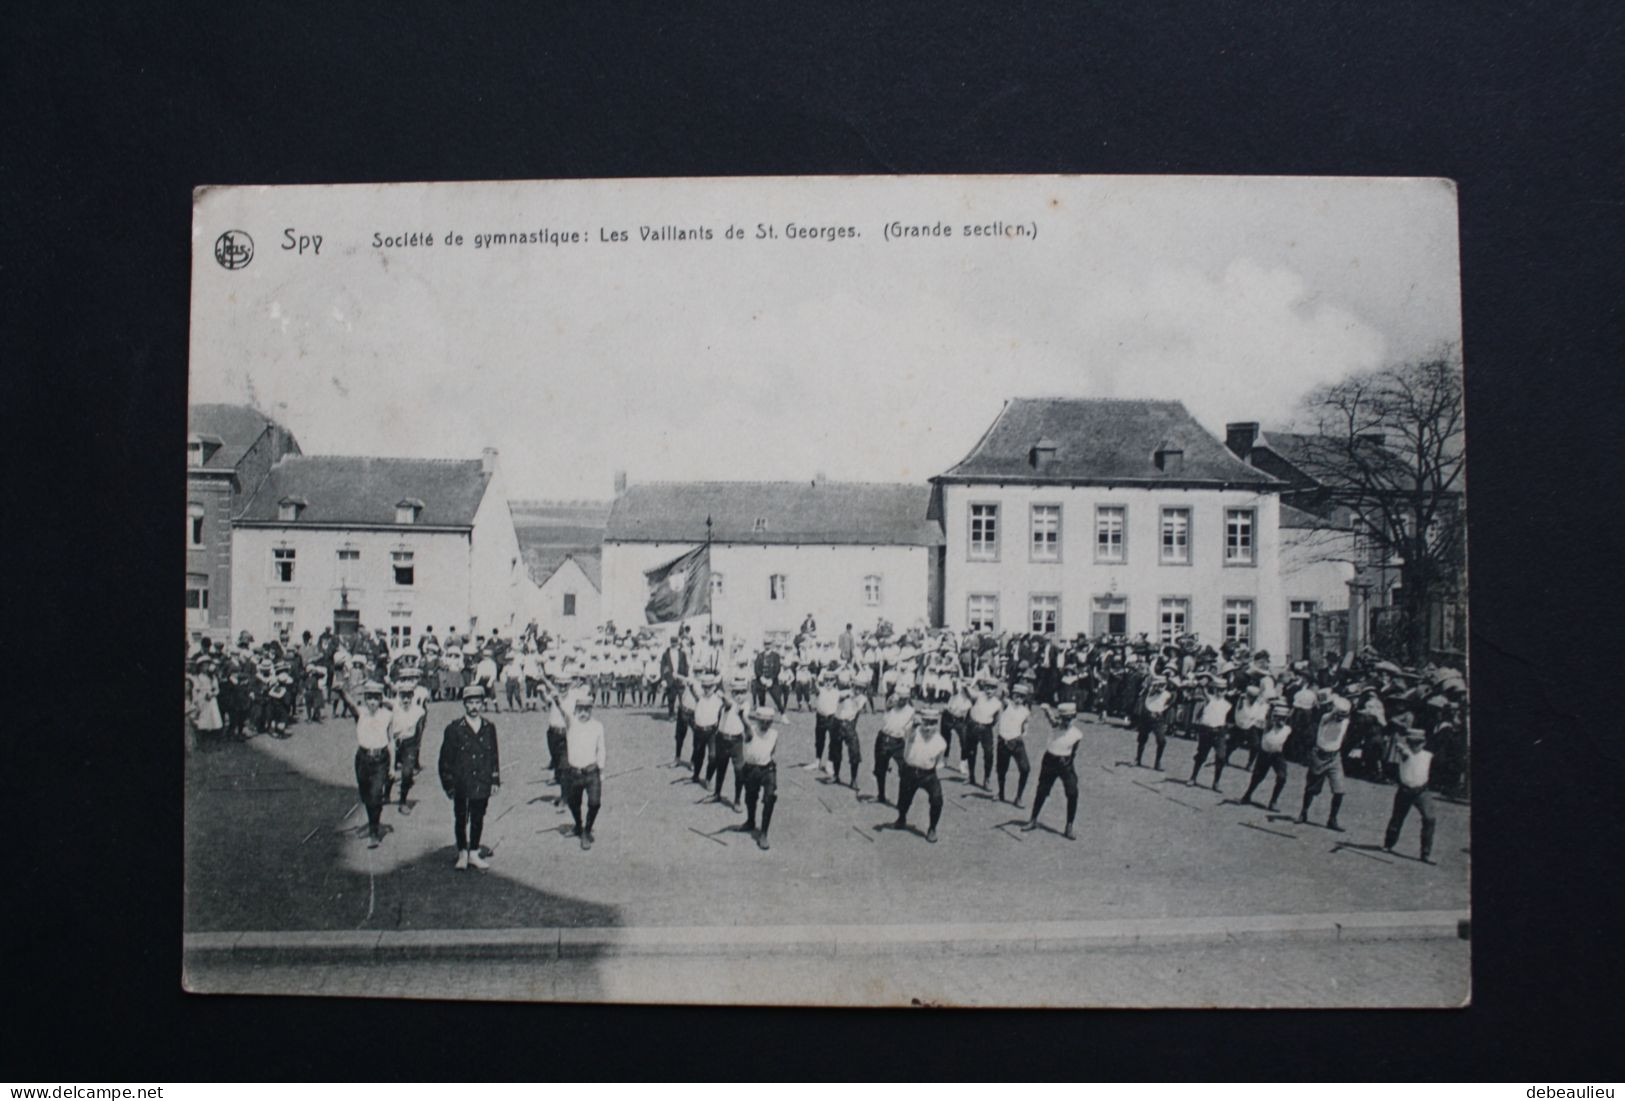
613, 469, 628, 495
480, 447, 499, 475
813, 470, 827, 486
1029, 438, 1058, 472
1225, 422, 1259, 459
1154, 445, 1185, 474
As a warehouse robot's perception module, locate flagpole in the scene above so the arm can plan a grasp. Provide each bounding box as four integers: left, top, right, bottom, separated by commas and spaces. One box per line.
705, 514, 715, 672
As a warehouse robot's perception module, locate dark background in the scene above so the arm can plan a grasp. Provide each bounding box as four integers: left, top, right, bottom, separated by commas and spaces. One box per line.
6, 0, 1622, 1082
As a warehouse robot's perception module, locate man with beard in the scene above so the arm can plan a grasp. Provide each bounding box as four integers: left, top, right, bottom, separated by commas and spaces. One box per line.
438, 685, 501, 869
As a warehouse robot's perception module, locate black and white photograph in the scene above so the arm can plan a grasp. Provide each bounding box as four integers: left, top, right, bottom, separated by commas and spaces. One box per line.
181, 174, 1468, 1007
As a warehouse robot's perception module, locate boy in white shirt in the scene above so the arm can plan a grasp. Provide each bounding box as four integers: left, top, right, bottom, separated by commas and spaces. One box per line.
994, 683, 1033, 807
1240, 700, 1293, 811
1136, 675, 1173, 770
557, 693, 607, 850
1384, 727, 1438, 862
1187, 678, 1234, 792
811, 671, 842, 773
871, 693, 914, 805
1027, 701, 1086, 839
739, 706, 781, 850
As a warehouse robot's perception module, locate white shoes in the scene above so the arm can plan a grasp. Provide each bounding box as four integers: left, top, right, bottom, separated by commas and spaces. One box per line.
467, 850, 491, 869
455, 849, 469, 870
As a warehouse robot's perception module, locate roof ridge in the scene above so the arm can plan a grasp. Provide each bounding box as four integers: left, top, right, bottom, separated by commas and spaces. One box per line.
1008, 395, 1184, 405
622, 478, 924, 489
285, 454, 483, 464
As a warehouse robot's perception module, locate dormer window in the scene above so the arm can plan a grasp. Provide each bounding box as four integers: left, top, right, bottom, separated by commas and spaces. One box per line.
277, 496, 308, 522
753, 517, 767, 533
1029, 437, 1058, 470
187, 433, 222, 468
1153, 445, 1185, 474
396, 498, 425, 525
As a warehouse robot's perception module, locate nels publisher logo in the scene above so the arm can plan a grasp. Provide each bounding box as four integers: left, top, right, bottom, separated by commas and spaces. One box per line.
214, 229, 254, 270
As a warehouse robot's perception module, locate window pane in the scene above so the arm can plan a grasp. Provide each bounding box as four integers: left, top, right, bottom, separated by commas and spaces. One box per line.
968, 594, 998, 631
1161, 508, 1189, 563
1226, 509, 1255, 562
1158, 598, 1189, 644
970, 504, 999, 558
1095, 507, 1124, 561
1224, 599, 1254, 646
1031, 505, 1059, 560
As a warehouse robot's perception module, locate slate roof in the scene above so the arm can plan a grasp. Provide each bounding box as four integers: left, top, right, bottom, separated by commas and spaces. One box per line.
1257, 430, 1410, 489
237, 456, 492, 528
188, 403, 296, 471
1280, 503, 1352, 531
533, 552, 603, 592
605, 481, 942, 546
511, 499, 610, 587
938, 398, 1280, 487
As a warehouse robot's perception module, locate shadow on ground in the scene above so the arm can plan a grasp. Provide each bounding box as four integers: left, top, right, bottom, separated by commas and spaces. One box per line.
184, 734, 619, 933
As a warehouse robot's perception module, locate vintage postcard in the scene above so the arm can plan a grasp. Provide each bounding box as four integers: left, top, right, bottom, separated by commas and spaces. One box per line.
183, 175, 1467, 1006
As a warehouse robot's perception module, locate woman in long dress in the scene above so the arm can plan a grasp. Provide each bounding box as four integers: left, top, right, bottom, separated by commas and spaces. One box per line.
190, 658, 224, 747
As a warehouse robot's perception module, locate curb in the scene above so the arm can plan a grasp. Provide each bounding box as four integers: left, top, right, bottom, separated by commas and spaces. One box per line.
185, 909, 1470, 963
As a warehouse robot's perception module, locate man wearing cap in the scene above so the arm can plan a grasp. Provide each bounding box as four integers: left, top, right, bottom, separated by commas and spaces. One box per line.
438, 685, 501, 869
708, 676, 749, 806
1026, 702, 1086, 839
828, 675, 868, 789
554, 692, 607, 850
740, 706, 781, 850
688, 672, 723, 787
387, 678, 428, 815
353, 681, 395, 849
1384, 727, 1439, 862
880, 709, 946, 843
1240, 700, 1294, 811
1187, 677, 1234, 792
671, 667, 701, 770
871, 692, 914, 805
1231, 683, 1270, 773
964, 679, 1002, 789
660, 636, 689, 717
1298, 693, 1353, 831
1135, 675, 1173, 770
811, 669, 841, 773
754, 643, 786, 712
994, 683, 1033, 807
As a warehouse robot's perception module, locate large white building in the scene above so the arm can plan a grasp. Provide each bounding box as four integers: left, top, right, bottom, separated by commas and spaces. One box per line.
601, 480, 942, 641
230, 449, 525, 648
934, 398, 1289, 656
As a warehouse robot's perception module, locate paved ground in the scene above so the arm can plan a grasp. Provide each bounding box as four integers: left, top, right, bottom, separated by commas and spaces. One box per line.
186, 936, 1469, 1007
186, 697, 1469, 936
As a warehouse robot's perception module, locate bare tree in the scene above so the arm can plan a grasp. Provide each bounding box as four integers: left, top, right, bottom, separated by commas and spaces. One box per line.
1292, 347, 1466, 665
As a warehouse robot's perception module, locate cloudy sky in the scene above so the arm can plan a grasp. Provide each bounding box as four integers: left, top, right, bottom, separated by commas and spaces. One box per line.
190, 176, 1460, 498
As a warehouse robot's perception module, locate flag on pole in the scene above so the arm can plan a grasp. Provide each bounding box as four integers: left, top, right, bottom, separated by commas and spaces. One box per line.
643, 543, 711, 624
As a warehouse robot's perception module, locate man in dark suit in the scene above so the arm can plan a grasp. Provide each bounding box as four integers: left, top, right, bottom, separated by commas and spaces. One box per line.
438, 685, 501, 871
754, 643, 787, 712
659, 638, 689, 717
